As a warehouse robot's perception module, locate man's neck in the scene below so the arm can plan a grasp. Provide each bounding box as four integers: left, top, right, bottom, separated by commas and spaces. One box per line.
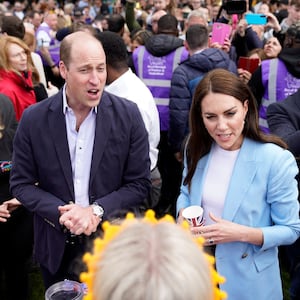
107, 66, 129, 84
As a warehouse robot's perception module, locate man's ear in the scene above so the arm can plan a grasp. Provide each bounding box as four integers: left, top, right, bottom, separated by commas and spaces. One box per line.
59, 61, 67, 80
184, 39, 189, 51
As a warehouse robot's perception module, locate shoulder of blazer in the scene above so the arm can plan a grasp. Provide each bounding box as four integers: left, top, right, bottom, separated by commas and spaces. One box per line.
279, 90, 300, 111
240, 137, 285, 163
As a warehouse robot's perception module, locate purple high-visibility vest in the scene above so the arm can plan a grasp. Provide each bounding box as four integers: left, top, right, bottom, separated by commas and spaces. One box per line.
259, 58, 300, 133
36, 25, 60, 67
133, 46, 188, 131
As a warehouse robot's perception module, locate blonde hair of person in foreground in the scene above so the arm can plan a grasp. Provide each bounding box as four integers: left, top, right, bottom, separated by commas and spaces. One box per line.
80, 210, 227, 300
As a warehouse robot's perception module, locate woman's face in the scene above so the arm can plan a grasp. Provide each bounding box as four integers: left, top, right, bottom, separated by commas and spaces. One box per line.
153, 0, 167, 11
201, 92, 248, 151
264, 37, 282, 58
8, 43, 28, 72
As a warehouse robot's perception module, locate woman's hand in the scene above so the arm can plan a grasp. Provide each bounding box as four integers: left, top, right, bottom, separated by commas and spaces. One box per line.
176, 208, 185, 224
236, 18, 248, 37
0, 203, 10, 222
3, 198, 21, 213
191, 212, 263, 246
237, 68, 252, 84
221, 37, 231, 53
265, 12, 281, 32
0, 198, 21, 222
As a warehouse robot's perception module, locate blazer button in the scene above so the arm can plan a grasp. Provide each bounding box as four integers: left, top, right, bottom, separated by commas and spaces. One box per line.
241, 253, 248, 259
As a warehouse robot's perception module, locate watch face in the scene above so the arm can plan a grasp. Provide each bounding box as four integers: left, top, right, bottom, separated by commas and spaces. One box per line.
93, 205, 104, 217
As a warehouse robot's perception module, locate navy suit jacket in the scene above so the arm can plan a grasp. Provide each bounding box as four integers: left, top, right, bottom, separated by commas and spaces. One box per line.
267, 89, 300, 156
10, 90, 151, 273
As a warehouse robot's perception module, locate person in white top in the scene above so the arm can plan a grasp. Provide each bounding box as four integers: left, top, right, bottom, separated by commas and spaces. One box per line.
177, 69, 300, 300
97, 31, 161, 209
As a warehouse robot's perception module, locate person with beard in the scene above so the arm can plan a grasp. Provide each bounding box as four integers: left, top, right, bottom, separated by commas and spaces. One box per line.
248, 23, 300, 133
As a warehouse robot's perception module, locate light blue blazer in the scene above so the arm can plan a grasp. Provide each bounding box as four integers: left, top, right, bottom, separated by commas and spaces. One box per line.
177, 138, 300, 300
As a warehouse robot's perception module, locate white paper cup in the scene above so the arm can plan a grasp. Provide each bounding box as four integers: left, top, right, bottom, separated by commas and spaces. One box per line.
182, 205, 204, 227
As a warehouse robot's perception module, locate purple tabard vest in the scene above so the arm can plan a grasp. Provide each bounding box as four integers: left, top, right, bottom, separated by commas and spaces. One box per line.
133, 46, 188, 131
35, 25, 60, 67
259, 58, 300, 133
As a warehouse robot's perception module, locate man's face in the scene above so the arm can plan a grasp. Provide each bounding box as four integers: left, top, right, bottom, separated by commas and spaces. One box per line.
32, 12, 42, 29
46, 13, 58, 30
59, 38, 107, 112
14, 2, 23, 11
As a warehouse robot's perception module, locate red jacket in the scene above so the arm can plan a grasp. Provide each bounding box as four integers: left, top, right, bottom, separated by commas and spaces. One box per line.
0, 70, 36, 120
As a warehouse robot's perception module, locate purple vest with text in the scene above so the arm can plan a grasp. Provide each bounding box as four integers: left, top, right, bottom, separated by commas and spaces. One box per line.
132, 46, 188, 131
260, 58, 300, 133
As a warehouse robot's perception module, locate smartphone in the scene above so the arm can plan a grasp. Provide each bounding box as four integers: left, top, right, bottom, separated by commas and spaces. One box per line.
245, 13, 267, 25
223, 0, 247, 15
210, 22, 232, 45
238, 57, 260, 74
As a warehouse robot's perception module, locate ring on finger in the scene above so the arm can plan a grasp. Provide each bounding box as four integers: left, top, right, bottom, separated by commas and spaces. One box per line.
208, 238, 214, 245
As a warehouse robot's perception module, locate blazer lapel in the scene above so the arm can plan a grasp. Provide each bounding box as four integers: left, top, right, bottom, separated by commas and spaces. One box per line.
222, 138, 258, 221
48, 93, 74, 198
192, 154, 210, 205
90, 93, 112, 186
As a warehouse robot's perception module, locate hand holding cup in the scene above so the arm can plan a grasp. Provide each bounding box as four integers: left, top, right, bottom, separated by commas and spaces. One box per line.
182, 205, 204, 227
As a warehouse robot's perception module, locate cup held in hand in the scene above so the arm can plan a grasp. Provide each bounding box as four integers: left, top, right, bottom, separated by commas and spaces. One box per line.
45, 279, 85, 300
182, 205, 204, 227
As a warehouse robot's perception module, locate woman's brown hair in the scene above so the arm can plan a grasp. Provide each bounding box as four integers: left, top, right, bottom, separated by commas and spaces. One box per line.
184, 69, 287, 189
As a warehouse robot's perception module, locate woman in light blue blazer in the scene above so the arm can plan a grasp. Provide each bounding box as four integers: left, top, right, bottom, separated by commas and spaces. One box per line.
177, 69, 300, 300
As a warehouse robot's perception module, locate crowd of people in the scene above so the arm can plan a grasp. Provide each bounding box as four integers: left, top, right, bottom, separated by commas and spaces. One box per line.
0, 0, 300, 299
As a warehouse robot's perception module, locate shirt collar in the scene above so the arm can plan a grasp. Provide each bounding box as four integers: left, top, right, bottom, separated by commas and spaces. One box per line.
62, 84, 98, 115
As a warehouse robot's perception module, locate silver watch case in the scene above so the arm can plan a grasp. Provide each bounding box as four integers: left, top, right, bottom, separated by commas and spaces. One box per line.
92, 204, 104, 218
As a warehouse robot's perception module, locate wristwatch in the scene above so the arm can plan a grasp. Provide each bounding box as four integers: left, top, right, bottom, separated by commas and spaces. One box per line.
91, 203, 104, 218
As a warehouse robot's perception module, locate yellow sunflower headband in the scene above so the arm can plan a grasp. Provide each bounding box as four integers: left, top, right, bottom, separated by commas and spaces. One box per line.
80, 210, 227, 300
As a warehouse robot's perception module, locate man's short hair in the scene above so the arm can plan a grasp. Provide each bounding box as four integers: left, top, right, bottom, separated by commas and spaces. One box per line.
96, 31, 128, 70
157, 14, 178, 35
0, 15, 25, 39
186, 24, 208, 50
107, 14, 125, 34
290, 0, 300, 8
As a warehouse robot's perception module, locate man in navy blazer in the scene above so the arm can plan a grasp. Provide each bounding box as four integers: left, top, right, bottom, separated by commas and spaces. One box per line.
267, 88, 300, 300
10, 31, 151, 288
